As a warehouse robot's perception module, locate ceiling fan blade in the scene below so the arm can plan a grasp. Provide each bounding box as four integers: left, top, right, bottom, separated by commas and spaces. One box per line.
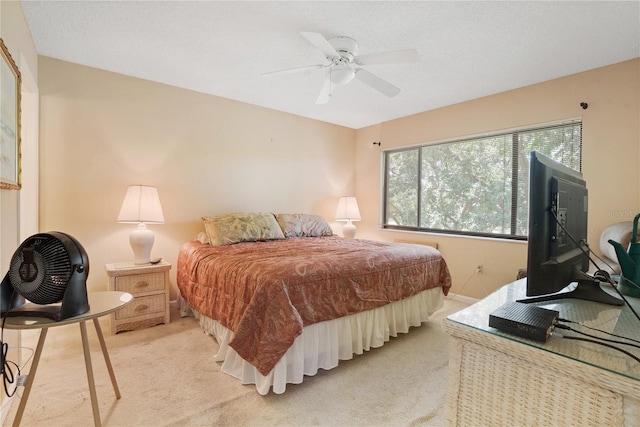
316, 76, 333, 105
354, 69, 401, 98
301, 31, 340, 59
262, 64, 326, 76
356, 49, 419, 65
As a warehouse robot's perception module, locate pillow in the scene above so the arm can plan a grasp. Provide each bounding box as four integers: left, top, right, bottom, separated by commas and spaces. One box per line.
600, 221, 634, 263
202, 212, 285, 246
275, 213, 334, 238
195, 231, 209, 244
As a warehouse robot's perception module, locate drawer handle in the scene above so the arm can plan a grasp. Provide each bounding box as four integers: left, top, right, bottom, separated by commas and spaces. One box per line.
134, 304, 149, 312
135, 281, 149, 288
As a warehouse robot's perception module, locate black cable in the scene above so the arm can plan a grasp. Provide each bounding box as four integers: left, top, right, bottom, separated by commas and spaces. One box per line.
557, 317, 640, 345
1, 340, 20, 397
554, 323, 640, 350
583, 241, 621, 276
535, 210, 640, 363
585, 239, 640, 293
1, 289, 21, 397
599, 274, 640, 322
549, 209, 640, 323
561, 335, 640, 364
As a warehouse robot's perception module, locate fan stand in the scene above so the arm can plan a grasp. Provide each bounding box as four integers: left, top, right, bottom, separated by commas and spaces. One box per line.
0, 268, 90, 321
0, 272, 25, 311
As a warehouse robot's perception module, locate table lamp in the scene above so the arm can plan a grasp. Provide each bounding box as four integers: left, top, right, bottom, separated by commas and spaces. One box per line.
335, 196, 361, 238
117, 185, 164, 264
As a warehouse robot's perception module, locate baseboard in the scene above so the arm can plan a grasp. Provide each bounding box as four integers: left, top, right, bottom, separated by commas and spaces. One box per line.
446, 293, 478, 305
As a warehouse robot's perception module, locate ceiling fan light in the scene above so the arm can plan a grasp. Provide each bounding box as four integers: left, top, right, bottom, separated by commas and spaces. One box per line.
330, 65, 355, 85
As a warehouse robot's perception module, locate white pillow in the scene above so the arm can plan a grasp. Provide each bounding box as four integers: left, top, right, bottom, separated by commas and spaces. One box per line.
600, 221, 633, 262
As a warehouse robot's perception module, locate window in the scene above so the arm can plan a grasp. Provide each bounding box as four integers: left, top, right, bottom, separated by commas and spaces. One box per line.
383, 120, 582, 239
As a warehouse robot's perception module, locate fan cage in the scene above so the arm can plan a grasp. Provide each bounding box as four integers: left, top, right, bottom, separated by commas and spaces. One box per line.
9, 234, 79, 305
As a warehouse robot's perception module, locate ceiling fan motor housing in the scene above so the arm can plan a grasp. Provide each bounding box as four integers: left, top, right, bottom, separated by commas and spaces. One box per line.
325, 37, 359, 85
328, 36, 358, 61
0, 232, 90, 321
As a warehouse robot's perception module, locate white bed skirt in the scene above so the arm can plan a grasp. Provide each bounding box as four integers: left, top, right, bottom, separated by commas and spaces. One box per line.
189, 286, 444, 395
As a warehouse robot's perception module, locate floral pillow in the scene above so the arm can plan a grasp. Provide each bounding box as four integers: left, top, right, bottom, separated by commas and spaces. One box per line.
275, 213, 334, 238
202, 212, 285, 246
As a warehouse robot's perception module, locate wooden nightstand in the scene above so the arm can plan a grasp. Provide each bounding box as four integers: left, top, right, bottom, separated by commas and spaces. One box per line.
105, 261, 171, 334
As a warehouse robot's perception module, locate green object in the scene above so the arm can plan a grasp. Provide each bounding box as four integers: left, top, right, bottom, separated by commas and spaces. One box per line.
609, 213, 640, 297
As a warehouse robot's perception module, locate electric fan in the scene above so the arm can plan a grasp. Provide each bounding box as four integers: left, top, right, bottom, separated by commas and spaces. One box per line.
0, 232, 90, 321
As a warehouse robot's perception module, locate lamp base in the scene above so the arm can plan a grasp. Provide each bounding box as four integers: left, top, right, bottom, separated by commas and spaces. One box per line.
342, 220, 357, 239
130, 223, 155, 264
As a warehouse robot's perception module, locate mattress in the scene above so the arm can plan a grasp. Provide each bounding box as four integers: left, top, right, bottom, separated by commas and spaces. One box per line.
177, 236, 451, 382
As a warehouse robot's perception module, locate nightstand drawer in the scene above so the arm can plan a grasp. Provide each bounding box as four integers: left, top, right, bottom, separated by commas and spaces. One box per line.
115, 272, 165, 294
115, 294, 166, 320
106, 261, 171, 334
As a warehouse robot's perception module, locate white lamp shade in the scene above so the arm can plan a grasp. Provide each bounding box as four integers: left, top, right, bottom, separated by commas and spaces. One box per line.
335, 196, 361, 221
336, 196, 361, 239
117, 185, 165, 224
118, 185, 164, 264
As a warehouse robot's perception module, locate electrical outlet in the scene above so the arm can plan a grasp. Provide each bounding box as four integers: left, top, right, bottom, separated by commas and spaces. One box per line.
475, 264, 483, 274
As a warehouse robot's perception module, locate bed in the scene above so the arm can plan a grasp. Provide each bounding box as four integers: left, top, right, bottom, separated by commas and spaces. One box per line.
177, 212, 452, 394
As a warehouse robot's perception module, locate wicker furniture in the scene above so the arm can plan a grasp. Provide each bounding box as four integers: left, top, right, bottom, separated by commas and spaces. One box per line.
105, 261, 171, 333
443, 279, 640, 426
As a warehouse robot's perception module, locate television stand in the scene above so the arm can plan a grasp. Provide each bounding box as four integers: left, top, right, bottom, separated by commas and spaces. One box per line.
517, 279, 624, 306
443, 278, 640, 426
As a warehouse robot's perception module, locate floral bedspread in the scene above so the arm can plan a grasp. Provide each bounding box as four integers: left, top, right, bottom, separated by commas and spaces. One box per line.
176, 236, 451, 375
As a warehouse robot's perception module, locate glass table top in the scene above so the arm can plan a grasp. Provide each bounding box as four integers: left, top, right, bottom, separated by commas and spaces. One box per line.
2, 291, 133, 329
446, 278, 640, 382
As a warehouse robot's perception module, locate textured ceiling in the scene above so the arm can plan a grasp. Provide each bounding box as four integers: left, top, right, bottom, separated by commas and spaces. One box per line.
20, 1, 640, 129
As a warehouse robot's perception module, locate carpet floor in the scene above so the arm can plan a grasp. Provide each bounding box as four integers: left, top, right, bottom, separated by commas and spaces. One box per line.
4, 298, 468, 427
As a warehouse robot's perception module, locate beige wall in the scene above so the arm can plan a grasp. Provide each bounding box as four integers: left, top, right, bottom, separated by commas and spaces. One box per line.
38, 57, 356, 298
355, 59, 640, 299
20, 27, 640, 305
0, 1, 39, 269
0, 0, 40, 420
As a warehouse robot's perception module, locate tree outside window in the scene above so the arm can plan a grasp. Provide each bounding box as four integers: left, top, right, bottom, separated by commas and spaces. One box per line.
383, 120, 582, 239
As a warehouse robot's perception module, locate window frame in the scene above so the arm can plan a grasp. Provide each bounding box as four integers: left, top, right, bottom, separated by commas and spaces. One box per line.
381, 119, 583, 241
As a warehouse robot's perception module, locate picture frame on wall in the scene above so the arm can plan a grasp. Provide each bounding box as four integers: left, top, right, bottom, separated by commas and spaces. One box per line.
0, 38, 21, 190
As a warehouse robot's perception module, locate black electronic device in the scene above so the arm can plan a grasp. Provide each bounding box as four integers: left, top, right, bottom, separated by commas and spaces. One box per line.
519, 151, 623, 306
0, 232, 90, 321
489, 302, 559, 343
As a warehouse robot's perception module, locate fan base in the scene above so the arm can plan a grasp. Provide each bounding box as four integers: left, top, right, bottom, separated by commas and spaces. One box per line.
2, 299, 90, 321
2, 304, 64, 321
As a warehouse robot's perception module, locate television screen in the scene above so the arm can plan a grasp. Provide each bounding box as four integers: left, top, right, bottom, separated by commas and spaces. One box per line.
519, 151, 622, 306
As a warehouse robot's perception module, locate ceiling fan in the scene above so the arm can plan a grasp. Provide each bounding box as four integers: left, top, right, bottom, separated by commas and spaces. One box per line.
264, 32, 419, 104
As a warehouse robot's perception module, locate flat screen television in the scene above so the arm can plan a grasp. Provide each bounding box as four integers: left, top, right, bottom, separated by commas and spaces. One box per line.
518, 151, 623, 306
